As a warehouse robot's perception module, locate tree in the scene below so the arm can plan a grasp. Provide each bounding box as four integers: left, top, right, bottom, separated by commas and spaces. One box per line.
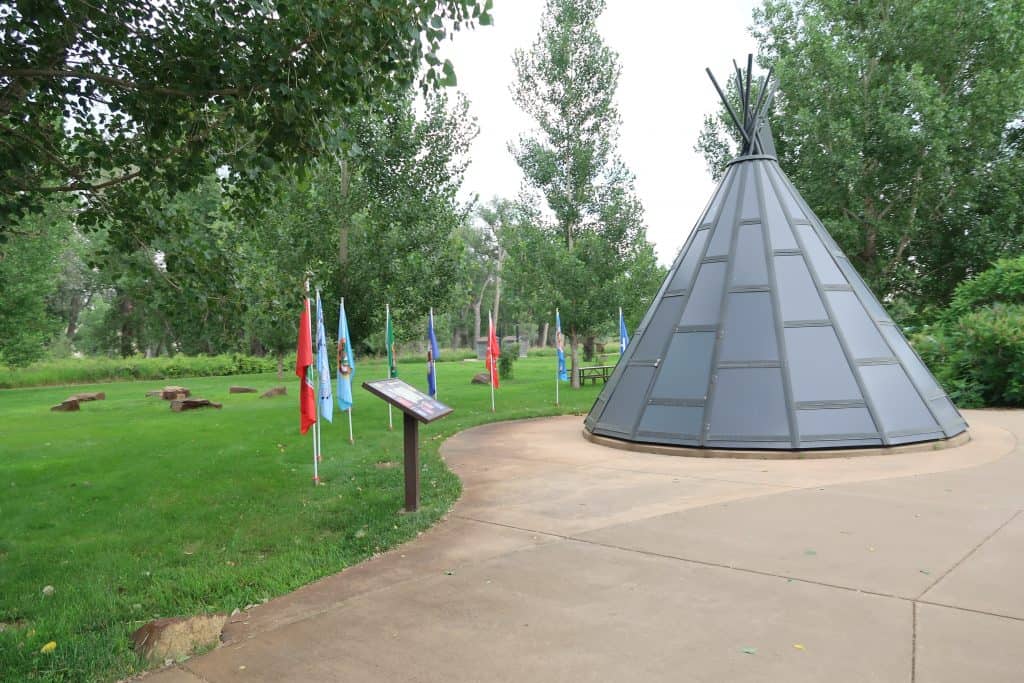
0, 0, 493, 243
227, 88, 477, 358
698, 0, 1024, 310
0, 199, 70, 366
447, 210, 499, 349
46, 85, 478, 361
511, 0, 657, 386
330, 91, 477, 349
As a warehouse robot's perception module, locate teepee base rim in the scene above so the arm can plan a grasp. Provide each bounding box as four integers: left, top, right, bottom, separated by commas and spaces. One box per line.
582, 427, 971, 460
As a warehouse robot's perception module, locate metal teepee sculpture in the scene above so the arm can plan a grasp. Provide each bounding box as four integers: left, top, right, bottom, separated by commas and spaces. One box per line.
584, 57, 967, 451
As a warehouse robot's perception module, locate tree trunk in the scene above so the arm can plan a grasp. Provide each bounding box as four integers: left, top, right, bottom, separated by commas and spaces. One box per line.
492, 276, 502, 332
472, 299, 482, 344
583, 335, 596, 362
570, 330, 580, 389
493, 249, 506, 330
65, 292, 82, 339
276, 352, 284, 380
539, 321, 549, 348
118, 296, 134, 358
337, 155, 352, 266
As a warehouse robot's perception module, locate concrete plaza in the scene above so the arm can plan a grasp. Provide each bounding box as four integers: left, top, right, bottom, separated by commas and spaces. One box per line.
146, 409, 1023, 682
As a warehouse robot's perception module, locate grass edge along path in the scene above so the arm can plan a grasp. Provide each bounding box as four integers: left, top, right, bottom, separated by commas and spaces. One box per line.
0, 356, 602, 682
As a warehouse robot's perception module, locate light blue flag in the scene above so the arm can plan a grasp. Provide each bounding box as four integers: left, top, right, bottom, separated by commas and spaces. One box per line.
555, 309, 568, 382
618, 307, 630, 354
336, 299, 355, 411
314, 291, 333, 423
426, 309, 440, 397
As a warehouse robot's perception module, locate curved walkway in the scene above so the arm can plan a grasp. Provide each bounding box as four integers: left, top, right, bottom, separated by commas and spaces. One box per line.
148, 410, 1022, 682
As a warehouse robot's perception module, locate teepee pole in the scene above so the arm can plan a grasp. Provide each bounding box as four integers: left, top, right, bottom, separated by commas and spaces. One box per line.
744, 54, 754, 127
732, 59, 746, 121
706, 69, 752, 150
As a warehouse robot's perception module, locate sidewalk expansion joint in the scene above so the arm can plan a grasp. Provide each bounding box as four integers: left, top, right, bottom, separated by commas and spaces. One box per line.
915, 509, 1022, 601
180, 662, 216, 683
455, 514, 1024, 625
910, 602, 917, 683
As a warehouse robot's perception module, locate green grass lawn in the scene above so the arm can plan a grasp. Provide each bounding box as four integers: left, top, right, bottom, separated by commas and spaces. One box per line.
0, 356, 602, 682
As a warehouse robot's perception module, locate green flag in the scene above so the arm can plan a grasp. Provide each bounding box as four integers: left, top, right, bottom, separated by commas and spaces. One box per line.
386, 304, 397, 378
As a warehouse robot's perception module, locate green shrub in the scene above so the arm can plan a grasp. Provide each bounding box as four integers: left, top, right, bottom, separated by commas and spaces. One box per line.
0, 354, 279, 389
947, 256, 1024, 320
908, 256, 1024, 409
499, 344, 519, 380
951, 304, 1024, 406
0, 346, 485, 389
395, 347, 477, 364
912, 303, 1024, 408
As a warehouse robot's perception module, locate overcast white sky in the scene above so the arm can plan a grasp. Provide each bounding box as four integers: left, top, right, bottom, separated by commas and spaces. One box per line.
442, 0, 761, 265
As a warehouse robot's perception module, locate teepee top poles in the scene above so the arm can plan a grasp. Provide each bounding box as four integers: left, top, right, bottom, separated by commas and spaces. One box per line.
706, 54, 775, 157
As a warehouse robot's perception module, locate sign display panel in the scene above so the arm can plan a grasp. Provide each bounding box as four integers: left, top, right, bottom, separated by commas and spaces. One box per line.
362, 379, 453, 423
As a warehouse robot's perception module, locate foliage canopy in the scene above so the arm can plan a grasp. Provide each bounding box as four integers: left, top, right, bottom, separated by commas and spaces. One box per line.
698, 0, 1024, 308
0, 0, 493, 242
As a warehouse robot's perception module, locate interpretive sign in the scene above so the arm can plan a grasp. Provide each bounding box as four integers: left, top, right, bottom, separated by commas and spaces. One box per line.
362, 378, 452, 423
362, 379, 453, 511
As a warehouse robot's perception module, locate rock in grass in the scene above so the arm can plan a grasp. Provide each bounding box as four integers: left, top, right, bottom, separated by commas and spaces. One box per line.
51, 399, 80, 412
260, 386, 287, 398
69, 392, 105, 401
161, 386, 191, 400
146, 386, 191, 400
471, 372, 490, 385
170, 398, 222, 412
228, 386, 257, 394
131, 613, 228, 662
42, 585, 55, 596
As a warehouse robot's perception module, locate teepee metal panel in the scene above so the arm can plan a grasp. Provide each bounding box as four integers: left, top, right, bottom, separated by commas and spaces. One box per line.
584, 60, 967, 451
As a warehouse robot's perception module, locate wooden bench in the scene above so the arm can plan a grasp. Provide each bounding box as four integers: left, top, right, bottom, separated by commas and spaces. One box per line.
577, 364, 615, 385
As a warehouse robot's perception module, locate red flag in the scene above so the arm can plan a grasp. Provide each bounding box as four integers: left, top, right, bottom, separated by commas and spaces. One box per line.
485, 312, 500, 389
295, 297, 316, 434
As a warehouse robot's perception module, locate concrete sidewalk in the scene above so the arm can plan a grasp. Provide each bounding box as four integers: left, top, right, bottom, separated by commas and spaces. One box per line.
146, 410, 1022, 682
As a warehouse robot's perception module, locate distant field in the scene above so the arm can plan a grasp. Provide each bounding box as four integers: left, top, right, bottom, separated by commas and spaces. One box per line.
0, 356, 601, 682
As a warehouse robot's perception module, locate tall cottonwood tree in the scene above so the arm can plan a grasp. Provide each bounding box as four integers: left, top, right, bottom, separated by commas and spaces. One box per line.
698, 0, 1024, 313
0, 0, 492, 245
511, 0, 659, 387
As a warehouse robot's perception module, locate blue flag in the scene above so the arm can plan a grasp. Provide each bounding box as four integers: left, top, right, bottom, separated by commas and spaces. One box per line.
426, 309, 440, 397
314, 291, 333, 423
336, 299, 355, 411
555, 309, 568, 382
619, 307, 630, 354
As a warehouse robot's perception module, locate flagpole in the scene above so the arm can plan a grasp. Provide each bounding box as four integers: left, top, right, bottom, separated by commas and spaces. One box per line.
386, 303, 393, 431
555, 308, 560, 407
489, 311, 496, 413
339, 296, 355, 446
306, 279, 319, 485
315, 289, 323, 463
430, 307, 438, 399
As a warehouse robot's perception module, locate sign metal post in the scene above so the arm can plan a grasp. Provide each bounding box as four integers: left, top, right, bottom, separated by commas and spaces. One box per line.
362, 378, 453, 512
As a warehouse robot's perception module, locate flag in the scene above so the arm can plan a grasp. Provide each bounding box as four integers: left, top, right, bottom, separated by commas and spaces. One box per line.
385, 304, 398, 378
555, 309, 568, 382
618, 307, 630, 354
426, 308, 440, 397
336, 299, 355, 411
485, 311, 500, 389
314, 291, 333, 423
295, 296, 316, 435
